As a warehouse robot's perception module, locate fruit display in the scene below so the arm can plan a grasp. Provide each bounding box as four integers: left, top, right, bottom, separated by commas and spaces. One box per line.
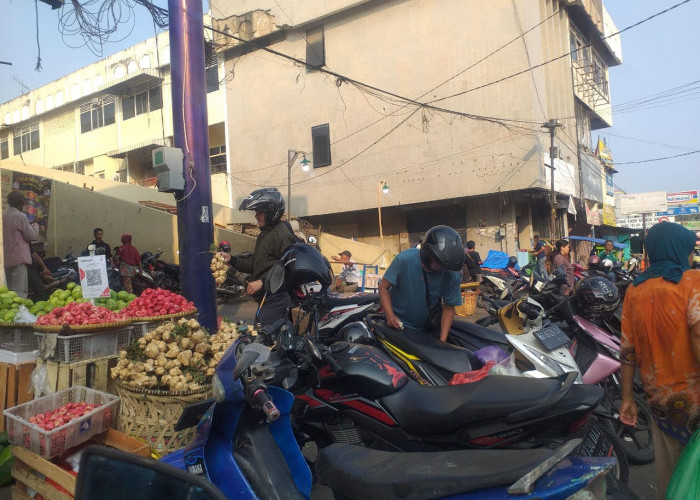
31, 282, 137, 317
35, 301, 126, 326
28, 402, 100, 431
211, 250, 230, 286
111, 318, 241, 392
0, 286, 34, 323
119, 288, 195, 319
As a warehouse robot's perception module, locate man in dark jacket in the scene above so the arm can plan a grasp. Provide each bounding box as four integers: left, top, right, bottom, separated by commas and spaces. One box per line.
231, 188, 296, 327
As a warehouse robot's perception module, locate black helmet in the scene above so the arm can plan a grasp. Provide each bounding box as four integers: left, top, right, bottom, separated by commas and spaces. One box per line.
338, 321, 374, 344
281, 244, 332, 297
239, 188, 285, 225
507, 256, 518, 268
419, 226, 465, 272
587, 254, 601, 270
218, 240, 231, 253
600, 259, 614, 272
574, 276, 619, 318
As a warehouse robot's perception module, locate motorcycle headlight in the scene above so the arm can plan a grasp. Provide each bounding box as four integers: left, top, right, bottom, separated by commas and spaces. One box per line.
212, 374, 225, 403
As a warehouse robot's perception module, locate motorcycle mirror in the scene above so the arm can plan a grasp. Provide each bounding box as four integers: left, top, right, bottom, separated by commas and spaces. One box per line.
304, 338, 323, 361
265, 261, 286, 294
76, 445, 227, 500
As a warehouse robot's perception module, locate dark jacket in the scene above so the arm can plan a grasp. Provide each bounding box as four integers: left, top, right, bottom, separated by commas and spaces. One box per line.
236, 222, 296, 283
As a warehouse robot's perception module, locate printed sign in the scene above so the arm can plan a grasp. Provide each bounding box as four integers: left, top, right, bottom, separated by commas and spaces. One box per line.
617, 191, 667, 215
666, 190, 699, 206
655, 206, 700, 217
77, 255, 110, 298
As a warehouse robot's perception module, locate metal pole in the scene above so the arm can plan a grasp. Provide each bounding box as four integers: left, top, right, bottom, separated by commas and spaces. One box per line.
377, 181, 384, 248
168, 0, 217, 333
287, 150, 299, 219
542, 119, 561, 241
642, 213, 648, 269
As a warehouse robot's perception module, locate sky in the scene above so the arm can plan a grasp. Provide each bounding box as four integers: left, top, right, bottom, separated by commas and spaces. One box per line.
0, 0, 697, 196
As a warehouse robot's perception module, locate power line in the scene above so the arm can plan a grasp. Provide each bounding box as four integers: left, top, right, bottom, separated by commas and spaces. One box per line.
613, 149, 700, 165
599, 132, 696, 152
428, 0, 694, 104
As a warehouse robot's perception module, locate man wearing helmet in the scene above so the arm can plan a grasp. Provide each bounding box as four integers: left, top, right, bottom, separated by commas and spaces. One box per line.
378, 226, 464, 342
231, 188, 297, 326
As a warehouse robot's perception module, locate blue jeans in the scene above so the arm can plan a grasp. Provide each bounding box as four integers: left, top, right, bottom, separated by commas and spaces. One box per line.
537, 258, 548, 279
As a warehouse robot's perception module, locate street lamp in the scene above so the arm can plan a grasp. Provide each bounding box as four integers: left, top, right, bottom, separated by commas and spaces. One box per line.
287, 149, 308, 219
377, 181, 390, 248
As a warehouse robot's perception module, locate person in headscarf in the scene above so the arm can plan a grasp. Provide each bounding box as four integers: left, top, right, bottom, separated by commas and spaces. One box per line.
619, 222, 700, 499
116, 234, 142, 294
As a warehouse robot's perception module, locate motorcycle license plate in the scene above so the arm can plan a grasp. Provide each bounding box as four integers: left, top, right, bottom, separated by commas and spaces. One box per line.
578, 420, 613, 458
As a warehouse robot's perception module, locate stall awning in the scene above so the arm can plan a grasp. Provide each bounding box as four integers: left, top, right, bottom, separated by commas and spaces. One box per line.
96, 70, 163, 97
106, 137, 171, 158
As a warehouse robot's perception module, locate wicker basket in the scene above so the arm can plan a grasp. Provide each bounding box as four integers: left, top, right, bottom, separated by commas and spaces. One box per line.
131, 309, 198, 338
455, 291, 478, 316
116, 381, 212, 455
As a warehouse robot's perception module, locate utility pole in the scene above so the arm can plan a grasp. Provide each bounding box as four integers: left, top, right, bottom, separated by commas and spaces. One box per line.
168, 0, 217, 334
542, 119, 562, 241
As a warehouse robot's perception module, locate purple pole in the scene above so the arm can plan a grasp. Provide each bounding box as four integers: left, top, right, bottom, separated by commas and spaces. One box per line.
168, 0, 217, 333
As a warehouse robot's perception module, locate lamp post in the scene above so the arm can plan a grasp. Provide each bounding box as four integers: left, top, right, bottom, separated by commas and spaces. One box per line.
377, 181, 389, 248
287, 150, 308, 219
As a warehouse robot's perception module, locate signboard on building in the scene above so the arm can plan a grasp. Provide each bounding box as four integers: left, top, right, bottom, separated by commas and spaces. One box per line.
616, 215, 675, 230
617, 191, 667, 215
681, 220, 700, 231
602, 204, 616, 226
585, 201, 601, 225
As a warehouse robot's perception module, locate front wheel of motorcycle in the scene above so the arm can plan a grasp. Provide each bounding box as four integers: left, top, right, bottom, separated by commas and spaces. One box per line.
604, 386, 655, 465
596, 417, 630, 487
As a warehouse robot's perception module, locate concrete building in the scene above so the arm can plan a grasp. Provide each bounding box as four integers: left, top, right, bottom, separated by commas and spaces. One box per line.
211, 0, 622, 252
1, 0, 622, 256
0, 18, 240, 213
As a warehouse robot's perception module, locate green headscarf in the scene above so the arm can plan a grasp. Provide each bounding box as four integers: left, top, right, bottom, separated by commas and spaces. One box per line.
633, 222, 696, 286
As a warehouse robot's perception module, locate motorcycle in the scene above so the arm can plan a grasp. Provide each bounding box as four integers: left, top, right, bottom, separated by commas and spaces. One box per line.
129, 249, 180, 295
148, 321, 618, 500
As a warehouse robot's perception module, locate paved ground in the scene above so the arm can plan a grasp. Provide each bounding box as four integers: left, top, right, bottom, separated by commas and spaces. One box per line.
0, 297, 656, 499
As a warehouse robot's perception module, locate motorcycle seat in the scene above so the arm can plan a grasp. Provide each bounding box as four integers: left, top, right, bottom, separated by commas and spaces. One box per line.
316, 443, 554, 498
381, 374, 595, 434
450, 318, 510, 350
323, 292, 379, 308
377, 325, 480, 375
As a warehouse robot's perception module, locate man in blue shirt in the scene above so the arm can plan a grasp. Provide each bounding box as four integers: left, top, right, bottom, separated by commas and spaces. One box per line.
379, 226, 465, 342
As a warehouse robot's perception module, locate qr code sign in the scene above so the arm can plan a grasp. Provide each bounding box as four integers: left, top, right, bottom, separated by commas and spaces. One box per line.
85, 268, 103, 287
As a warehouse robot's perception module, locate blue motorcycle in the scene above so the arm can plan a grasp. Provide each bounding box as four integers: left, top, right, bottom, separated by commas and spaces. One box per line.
76, 320, 617, 500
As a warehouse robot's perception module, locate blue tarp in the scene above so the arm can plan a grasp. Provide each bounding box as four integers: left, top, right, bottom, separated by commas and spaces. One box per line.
564, 236, 627, 250
482, 250, 518, 270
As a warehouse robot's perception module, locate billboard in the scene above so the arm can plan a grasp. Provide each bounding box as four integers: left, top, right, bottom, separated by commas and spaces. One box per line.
667, 190, 699, 206
617, 191, 667, 215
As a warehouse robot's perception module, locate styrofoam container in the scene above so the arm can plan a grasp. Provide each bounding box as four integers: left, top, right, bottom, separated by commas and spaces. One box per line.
0, 349, 38, 364
4, 386, 120, 459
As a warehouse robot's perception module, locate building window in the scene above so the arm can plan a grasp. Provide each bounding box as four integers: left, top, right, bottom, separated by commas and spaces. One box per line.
55, 161, 85, 175
80, 97, 115, 133
122, 87, 163, 120
210, 145, 226, 174
306, 26, 325, 71
12, 124, 40, 155
569, 25, 589, 67
1, 137, 9, 159
311, 124, 331, 168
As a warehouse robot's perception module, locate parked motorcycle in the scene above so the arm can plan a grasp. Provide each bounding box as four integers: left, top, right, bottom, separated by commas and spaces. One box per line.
151, 320, 618, 500
129, 249, 180, 295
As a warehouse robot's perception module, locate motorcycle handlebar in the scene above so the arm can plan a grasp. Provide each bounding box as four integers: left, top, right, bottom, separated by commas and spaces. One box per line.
251, 388, 280, 422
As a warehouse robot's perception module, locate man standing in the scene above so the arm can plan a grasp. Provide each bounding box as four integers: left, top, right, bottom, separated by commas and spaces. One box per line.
531, 234, 548, 278
598, 239, 619, 263
379, 226, 464, 342
332, 250, 361, 292
231, 188, 296, 327
3, 191, 39, 298
463, 240, 482, 283
86, 228, 112, 259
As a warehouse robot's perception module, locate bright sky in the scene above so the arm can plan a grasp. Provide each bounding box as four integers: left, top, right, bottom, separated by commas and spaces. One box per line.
0, 0, 697, 196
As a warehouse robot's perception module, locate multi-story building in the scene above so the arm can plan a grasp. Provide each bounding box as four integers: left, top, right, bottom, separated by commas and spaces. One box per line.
210, 0, 622, 252
1, 0, 622, 254
0, 19, 238, 211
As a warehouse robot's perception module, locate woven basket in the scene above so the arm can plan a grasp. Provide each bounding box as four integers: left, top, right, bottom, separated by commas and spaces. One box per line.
116, 381, 212, 455
131, 309, 199, 338
33, 319, 134, 334
455, 291, 478, 316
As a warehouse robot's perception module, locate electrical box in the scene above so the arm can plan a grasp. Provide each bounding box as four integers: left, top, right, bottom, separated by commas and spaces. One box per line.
152, 147, 185, 193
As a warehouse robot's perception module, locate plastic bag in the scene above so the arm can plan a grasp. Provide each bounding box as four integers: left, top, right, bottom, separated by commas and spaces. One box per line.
31, 364, 54, 397
489, 352, 521, 376
449, 361, 495, 385
666, 429, 699, 500
473, 345, 509, 365
14, 305, 37, 324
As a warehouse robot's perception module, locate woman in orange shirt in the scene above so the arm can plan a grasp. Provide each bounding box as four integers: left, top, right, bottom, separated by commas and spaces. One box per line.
619, 222, 700, 498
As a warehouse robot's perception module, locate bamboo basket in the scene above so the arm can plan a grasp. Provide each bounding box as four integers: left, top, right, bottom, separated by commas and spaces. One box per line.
116, 381, 212, 456
455, 291, 478, 316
